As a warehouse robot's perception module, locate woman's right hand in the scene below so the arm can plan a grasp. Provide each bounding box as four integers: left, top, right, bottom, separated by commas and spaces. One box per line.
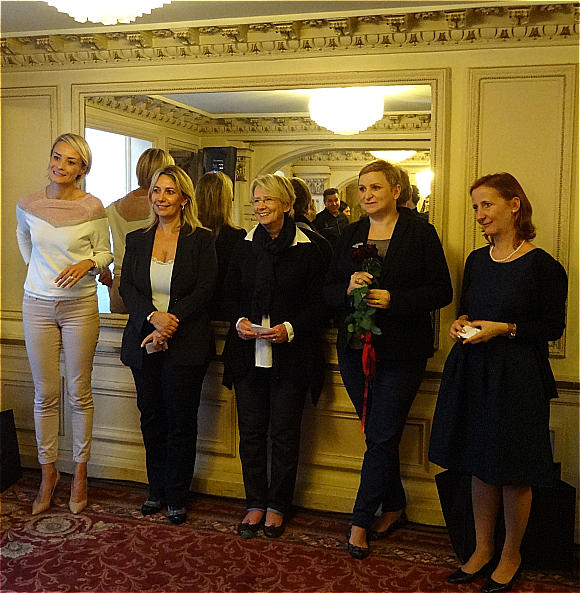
149, 311, 179, 339
347, 271, 373, 295
449, 315, 470, 341
237, 318, 258, 340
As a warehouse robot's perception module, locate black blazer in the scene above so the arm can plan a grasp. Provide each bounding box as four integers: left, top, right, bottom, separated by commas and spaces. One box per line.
324, 209, 453, 360
119, 224, 217, 369
222, 227, 324, 387
211, 225, 247, 320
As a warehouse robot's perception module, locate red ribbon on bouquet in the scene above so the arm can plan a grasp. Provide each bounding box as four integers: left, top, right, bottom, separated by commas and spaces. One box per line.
360, 330, 376, 433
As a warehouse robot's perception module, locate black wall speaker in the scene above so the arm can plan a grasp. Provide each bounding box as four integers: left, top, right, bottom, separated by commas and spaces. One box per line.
202, 146, 237, 184
0, 409, 22, 492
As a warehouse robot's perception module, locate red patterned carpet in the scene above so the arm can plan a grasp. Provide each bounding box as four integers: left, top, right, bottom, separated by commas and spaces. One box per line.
1, 471, 577, 592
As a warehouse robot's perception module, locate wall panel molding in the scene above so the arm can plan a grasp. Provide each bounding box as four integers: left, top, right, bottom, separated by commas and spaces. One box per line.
465, 63, 577, 357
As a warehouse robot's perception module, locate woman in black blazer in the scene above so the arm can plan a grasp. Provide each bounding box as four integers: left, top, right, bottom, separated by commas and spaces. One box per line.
222, 174, 324, 539
194, 171, 246, 320
120, 165, 217, 525
324, 160, 452, 558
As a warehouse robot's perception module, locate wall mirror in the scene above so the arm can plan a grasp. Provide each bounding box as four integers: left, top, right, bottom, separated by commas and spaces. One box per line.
78, 75, 443, 316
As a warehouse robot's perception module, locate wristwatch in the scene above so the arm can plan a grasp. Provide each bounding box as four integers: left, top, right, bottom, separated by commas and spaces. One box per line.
506, 323, 517, 339
146, 312, 155, 323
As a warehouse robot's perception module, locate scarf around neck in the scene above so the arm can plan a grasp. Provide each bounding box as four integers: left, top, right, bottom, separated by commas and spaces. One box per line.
250, 212, 296, 320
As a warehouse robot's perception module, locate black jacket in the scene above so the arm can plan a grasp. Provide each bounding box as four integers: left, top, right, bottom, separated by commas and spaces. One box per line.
324, 210, 453, 360
119, 224, 217, 369
222, 226, 324, 387
212, 225, 247, 320
313, 209, 349, 246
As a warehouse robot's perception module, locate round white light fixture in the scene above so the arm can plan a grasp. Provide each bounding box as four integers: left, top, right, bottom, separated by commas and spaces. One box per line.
46, 0, 172, 25
308, 87, 385, 135
415, 169, 434, 197
369, 150, 417, 163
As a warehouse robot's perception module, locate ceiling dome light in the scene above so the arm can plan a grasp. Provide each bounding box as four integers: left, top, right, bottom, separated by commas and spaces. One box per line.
46, 0, 172, 25
369, 150, 417, 163
415, 169, 434, 197
308, 87, 385, 135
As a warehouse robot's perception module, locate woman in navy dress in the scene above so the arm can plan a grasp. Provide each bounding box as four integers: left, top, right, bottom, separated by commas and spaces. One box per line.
429, 173, 567, 592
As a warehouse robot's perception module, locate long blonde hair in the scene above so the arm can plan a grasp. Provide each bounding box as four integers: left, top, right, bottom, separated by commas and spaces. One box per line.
195, 171, 237, 236
148, 165, 201, 234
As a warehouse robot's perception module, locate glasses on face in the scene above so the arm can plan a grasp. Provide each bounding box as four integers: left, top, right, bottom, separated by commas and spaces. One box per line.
252, 196, 277, 207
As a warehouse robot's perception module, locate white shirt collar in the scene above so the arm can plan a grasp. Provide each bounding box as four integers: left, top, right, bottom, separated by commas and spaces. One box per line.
245, 224, 311, 246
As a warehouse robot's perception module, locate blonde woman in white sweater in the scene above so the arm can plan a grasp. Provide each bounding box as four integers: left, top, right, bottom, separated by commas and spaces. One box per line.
103, 148, 174, 313
16, 133, 113, 515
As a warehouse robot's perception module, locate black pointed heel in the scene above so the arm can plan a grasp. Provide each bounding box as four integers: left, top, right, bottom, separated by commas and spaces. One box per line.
481, 565, 521, 593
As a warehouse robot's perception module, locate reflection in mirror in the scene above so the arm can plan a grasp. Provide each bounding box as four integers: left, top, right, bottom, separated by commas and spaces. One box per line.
84, 84, 432, 313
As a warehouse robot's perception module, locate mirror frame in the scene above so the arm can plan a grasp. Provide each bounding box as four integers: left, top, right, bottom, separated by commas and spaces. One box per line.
72, 68, 449, 335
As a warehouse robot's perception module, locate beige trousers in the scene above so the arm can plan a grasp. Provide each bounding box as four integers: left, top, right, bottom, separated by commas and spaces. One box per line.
22, 294, 100, 464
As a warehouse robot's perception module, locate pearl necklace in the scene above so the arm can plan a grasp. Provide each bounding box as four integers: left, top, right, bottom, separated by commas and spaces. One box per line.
489, 240, 525, 263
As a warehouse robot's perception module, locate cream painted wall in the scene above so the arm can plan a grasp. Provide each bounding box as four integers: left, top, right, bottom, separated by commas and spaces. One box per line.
1, 33, 578, 537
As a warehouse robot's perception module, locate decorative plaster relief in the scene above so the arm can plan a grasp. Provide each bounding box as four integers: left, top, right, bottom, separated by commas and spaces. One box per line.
1, 4, 576, 70
85, 96, 432, 137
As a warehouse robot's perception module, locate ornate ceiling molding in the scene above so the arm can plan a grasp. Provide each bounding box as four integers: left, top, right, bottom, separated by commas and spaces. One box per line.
294, 149, 431, 165
86, 95, 432, 137
1, 4, 577, 70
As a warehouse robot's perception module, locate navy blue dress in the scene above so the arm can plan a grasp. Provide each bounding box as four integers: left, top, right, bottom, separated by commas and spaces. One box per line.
429, 247, 567, 486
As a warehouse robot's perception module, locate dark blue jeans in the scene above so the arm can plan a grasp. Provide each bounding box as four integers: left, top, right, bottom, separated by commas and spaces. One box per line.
131, 353, 207, 508
338, 348, 426, 529
234, 368, 307, 515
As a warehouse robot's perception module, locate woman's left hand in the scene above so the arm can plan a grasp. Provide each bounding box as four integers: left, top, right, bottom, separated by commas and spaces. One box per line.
141, 330, 167, 349
462, 320, 508, 344
260, 324, 289, 344
54, 259, 94, 288
364, 289, 391, 309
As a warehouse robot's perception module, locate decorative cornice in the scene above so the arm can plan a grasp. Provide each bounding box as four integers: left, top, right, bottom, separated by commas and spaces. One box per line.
294, 149, 431, 165
86, 95, 432, 137
1, 4, 577, 71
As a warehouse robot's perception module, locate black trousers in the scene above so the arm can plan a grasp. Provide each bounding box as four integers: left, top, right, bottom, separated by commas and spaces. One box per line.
234, 368, 307, 515
338, 348, 426, 529
131, 352, 207, 508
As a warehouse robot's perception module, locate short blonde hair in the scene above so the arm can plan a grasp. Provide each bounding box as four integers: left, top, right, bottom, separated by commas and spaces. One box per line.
50, 133, 92, 185
148, 165, 201, 234
136, 148, 174, 188
195, 171, 236, 236
250, 174, 295, 213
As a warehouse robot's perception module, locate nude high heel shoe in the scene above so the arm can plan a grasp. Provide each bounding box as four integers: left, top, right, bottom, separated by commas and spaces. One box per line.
32, 470, 60, 515
69, 477, 88, 514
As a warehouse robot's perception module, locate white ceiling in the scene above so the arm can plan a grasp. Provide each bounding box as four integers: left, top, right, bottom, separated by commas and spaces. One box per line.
160, 86, 432, 117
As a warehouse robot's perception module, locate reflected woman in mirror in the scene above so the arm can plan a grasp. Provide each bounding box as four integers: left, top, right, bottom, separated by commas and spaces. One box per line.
195, 171, 246, 320
324, 160, 452, 558
16, 133, 113, 515
103, 148, 174, 313
120, 165, 217, 525
430, 173, 567, 592
222, 174, 324, 539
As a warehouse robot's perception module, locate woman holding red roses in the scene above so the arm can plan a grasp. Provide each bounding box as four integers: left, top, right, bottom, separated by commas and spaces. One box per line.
324, 160, 452, 558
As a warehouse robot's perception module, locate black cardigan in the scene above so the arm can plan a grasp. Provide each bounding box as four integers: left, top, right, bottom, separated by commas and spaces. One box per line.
324, 210, 453, 360
221, 226, 324, 387
119, 224, 217, 369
